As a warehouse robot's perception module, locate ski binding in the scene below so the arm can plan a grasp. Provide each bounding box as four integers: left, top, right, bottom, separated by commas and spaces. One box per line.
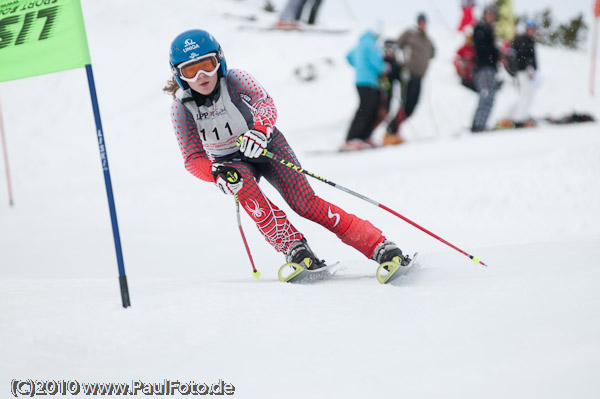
376, 253, 419, 284
278, 262, 332, 283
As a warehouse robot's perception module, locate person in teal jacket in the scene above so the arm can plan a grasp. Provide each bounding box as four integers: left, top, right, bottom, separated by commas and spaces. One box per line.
342, 28, 386, 151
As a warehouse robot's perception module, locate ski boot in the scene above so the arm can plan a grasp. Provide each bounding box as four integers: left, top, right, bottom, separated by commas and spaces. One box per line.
278, 238, 327, 282
372, 240, 415, 284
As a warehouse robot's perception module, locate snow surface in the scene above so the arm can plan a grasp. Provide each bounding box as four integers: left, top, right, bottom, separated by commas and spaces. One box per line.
1, 0, 599, 398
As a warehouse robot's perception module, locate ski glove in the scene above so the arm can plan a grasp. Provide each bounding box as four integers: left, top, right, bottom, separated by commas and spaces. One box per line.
239, 127, 272, 158
211, 164, 243, 195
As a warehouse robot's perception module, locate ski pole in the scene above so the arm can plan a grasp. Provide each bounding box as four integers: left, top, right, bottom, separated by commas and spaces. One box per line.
235, 195, 261, 278
253, 145, 486, 266
0, 98, 15, 206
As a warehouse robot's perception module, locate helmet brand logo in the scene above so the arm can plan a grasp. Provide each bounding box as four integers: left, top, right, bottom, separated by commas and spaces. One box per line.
183, 38, 200, 53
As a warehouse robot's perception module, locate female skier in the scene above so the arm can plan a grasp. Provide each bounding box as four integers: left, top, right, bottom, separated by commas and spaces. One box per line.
163, 29, 411, 277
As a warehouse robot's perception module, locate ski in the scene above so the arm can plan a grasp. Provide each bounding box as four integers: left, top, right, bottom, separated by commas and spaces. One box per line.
493, 119, 538, 131
278, 262, 338, 283
277, 256, 419, 285
304, 146, 384, 156
544, 112, 595, 125
238, 25, 349, 35
492, 112, 595, 131
221, 12, 259, 22
376, 253, 419, 284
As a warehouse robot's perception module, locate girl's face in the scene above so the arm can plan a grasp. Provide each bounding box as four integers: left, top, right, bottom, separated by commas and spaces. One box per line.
177, 53, 221, 95
188, 72, 219, 95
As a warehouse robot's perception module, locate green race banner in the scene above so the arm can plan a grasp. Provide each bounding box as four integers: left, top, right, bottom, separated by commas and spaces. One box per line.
0, 0, 90, 82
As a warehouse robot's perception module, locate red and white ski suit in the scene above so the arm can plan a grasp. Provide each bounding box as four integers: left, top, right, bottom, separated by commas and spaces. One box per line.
170, 69, 386, 258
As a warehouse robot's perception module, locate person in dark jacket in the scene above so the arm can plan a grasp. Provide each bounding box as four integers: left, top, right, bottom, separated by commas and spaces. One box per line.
374, 40, 402, 129
471, 5, 500, 132
501, 19, 539, 127
512, 21, 537, 72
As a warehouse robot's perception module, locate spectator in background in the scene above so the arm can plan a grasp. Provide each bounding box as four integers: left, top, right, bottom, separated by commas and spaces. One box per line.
275, 0, 303, 29
498, 19, 539, 128
342, 23, 386, 151
383, 13, 435, 146
374, 40, 403, 129
454, 28, 477, 92
458, 0, 477, 32
494, 0, 515, 50
263, 1, 275, 12
471, 5, 500, 132
295, 0, 324, 25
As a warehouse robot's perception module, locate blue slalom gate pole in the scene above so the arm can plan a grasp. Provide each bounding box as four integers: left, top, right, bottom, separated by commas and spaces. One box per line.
85, 64, 131, 308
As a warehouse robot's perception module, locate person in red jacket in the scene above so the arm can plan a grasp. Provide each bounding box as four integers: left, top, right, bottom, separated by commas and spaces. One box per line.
458, 0, 477, 32
163, 29, 412, 274
454, 32, 477, 91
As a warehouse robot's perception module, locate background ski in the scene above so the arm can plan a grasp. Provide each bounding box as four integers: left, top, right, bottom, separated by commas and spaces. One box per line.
493, 112, 596, 131
304, 145, 383, 155
238, 24, 350, 35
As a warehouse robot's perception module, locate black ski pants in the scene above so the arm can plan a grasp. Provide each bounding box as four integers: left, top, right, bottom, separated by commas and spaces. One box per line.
387, 73, 422, 134
403, 73, 422, 118
295, 0, 323, 24
347, 85, 381, 141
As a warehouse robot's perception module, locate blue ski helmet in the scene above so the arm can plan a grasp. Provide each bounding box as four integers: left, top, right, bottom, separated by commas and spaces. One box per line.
525, 19, 538, 29
169, 29, 227, 90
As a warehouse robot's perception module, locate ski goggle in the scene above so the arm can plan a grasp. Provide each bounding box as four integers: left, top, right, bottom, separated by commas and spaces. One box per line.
175, 53, 220, 82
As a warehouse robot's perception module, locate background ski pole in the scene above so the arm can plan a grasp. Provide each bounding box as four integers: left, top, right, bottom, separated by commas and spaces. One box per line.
250, 144, 486, 266
235, 195, 261, 278
0, 98, 14, 207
